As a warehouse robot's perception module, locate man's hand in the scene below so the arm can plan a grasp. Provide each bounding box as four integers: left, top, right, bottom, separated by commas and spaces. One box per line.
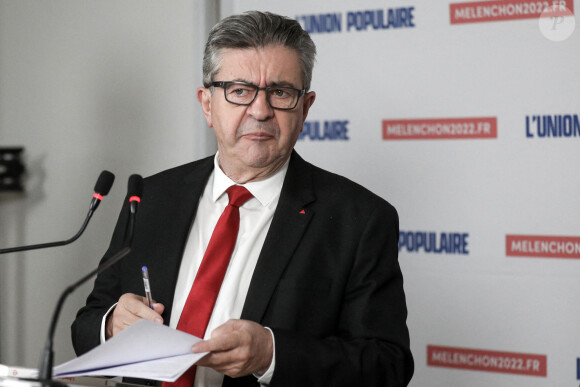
105, 293, 165, 339
192, 319, 273, 378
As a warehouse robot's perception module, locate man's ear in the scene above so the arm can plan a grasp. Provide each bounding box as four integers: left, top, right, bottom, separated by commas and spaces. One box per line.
197, 87, 213, 127
301, 91, 316, 125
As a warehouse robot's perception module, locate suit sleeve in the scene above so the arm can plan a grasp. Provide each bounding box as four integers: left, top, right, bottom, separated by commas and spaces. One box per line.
269, 203, 413, 386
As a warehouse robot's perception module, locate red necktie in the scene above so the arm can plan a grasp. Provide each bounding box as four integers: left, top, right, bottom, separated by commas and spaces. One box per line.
166, 185, 253, 387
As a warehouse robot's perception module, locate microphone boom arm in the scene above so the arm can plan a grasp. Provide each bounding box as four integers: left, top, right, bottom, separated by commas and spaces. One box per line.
0, 169, 114, 255
0, 205, 96, 254
37, 245, 132, 383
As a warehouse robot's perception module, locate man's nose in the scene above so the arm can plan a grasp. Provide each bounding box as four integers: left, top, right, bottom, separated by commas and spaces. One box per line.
247, 89, 274, 120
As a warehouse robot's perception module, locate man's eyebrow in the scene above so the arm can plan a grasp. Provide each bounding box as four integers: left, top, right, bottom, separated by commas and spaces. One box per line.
230, 78, 252, 84
225, 79, 300, 88
268, 81, 300, 88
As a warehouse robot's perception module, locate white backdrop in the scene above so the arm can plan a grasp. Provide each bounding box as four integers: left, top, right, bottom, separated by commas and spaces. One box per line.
221, 1, 579, 385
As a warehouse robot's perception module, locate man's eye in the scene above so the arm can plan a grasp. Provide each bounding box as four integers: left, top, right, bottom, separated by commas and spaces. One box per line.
271, 88, 292, 98
232, 88, 249, 96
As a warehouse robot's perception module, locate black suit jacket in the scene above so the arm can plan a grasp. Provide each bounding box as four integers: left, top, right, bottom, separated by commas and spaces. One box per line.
72, 151, 414, 386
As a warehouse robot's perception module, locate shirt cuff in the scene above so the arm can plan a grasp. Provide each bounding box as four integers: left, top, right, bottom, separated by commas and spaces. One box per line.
100, 303, 118, 344
253, 327, 275, 385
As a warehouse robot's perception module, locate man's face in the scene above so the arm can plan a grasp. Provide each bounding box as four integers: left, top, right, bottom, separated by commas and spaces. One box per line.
198, 45, 316, 182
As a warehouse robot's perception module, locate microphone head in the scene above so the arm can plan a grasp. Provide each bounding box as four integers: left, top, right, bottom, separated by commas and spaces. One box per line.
94, 170, 115, 196
128, 174, 144, 199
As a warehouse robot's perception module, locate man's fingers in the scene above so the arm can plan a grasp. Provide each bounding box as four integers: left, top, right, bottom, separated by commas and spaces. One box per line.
193, 320, 242, 353
109, 293, 164, 337
152, 302, 165, 321
194, 346, 245, 375
191, 319, 273, 378
193, 333, 238, 353
119, 294, 163, 320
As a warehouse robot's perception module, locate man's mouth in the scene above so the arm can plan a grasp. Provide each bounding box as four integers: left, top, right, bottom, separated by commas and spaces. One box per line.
242, 130, 275, 141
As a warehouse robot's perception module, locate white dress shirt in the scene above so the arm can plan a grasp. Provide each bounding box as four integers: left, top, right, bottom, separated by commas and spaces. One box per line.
169, 153, 287, 387
101, 153, 287, 386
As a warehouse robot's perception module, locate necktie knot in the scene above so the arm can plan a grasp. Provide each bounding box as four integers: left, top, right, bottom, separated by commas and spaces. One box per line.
226, 185, 253, 208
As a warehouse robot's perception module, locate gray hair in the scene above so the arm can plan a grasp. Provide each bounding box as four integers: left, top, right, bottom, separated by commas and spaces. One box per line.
202, 11, 316, 91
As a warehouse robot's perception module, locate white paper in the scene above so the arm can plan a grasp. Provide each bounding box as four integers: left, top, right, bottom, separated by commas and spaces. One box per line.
54, 320, 207, 382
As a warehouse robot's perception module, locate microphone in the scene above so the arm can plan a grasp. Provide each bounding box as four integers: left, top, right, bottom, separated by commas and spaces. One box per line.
126, 174, 144, 245
36, 174, 143, 386
0, 170, 115, 255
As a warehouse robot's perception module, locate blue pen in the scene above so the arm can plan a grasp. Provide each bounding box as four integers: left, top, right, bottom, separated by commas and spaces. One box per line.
142, 266, 153, 309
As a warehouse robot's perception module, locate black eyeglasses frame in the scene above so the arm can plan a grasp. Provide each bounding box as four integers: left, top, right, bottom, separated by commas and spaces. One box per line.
211, 81, 306, 111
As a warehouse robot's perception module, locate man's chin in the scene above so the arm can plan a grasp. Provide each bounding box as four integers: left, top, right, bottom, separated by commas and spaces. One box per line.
245, 157, 275, 169
243, 153, 286, 171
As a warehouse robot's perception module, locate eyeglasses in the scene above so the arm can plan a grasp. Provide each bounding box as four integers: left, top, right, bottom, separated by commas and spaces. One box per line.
211, 81, 306, 110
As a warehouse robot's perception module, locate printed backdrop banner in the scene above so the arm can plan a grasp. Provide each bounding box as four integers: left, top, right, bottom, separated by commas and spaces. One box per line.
223, 1, 579, 386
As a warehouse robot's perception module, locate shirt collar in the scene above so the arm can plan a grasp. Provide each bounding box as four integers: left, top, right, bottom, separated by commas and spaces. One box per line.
211, 152, 289, 207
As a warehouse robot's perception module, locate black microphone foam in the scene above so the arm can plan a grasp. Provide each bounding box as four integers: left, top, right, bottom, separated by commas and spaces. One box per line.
94, 170, 115, 196
126, 174, 143, 245
128, 174, 144, 198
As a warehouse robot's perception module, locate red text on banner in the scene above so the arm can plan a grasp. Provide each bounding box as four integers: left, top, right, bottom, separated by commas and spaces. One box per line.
450, 0, 575, 24
427, 345, 547, 377
382, 117, 497, 140
506, 235, 580, 259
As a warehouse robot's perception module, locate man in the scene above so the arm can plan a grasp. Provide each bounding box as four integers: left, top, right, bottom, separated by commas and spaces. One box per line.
72, 11, 413, 386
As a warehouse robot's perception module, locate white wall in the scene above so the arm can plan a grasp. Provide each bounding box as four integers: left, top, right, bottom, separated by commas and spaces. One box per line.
0, 0, 218, 368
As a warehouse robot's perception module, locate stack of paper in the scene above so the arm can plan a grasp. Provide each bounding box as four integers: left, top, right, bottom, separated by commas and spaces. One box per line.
54, 320, 207, 382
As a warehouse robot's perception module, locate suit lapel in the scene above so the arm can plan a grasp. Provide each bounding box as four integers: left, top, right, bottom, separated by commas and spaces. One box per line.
155, 156, 215, 314
165, 156, 214, 257
241, 152, 315, 322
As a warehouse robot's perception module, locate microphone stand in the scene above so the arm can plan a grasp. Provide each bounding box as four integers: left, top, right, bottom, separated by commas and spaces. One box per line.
36, 245, 132, 386
35, 174, 142, 386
